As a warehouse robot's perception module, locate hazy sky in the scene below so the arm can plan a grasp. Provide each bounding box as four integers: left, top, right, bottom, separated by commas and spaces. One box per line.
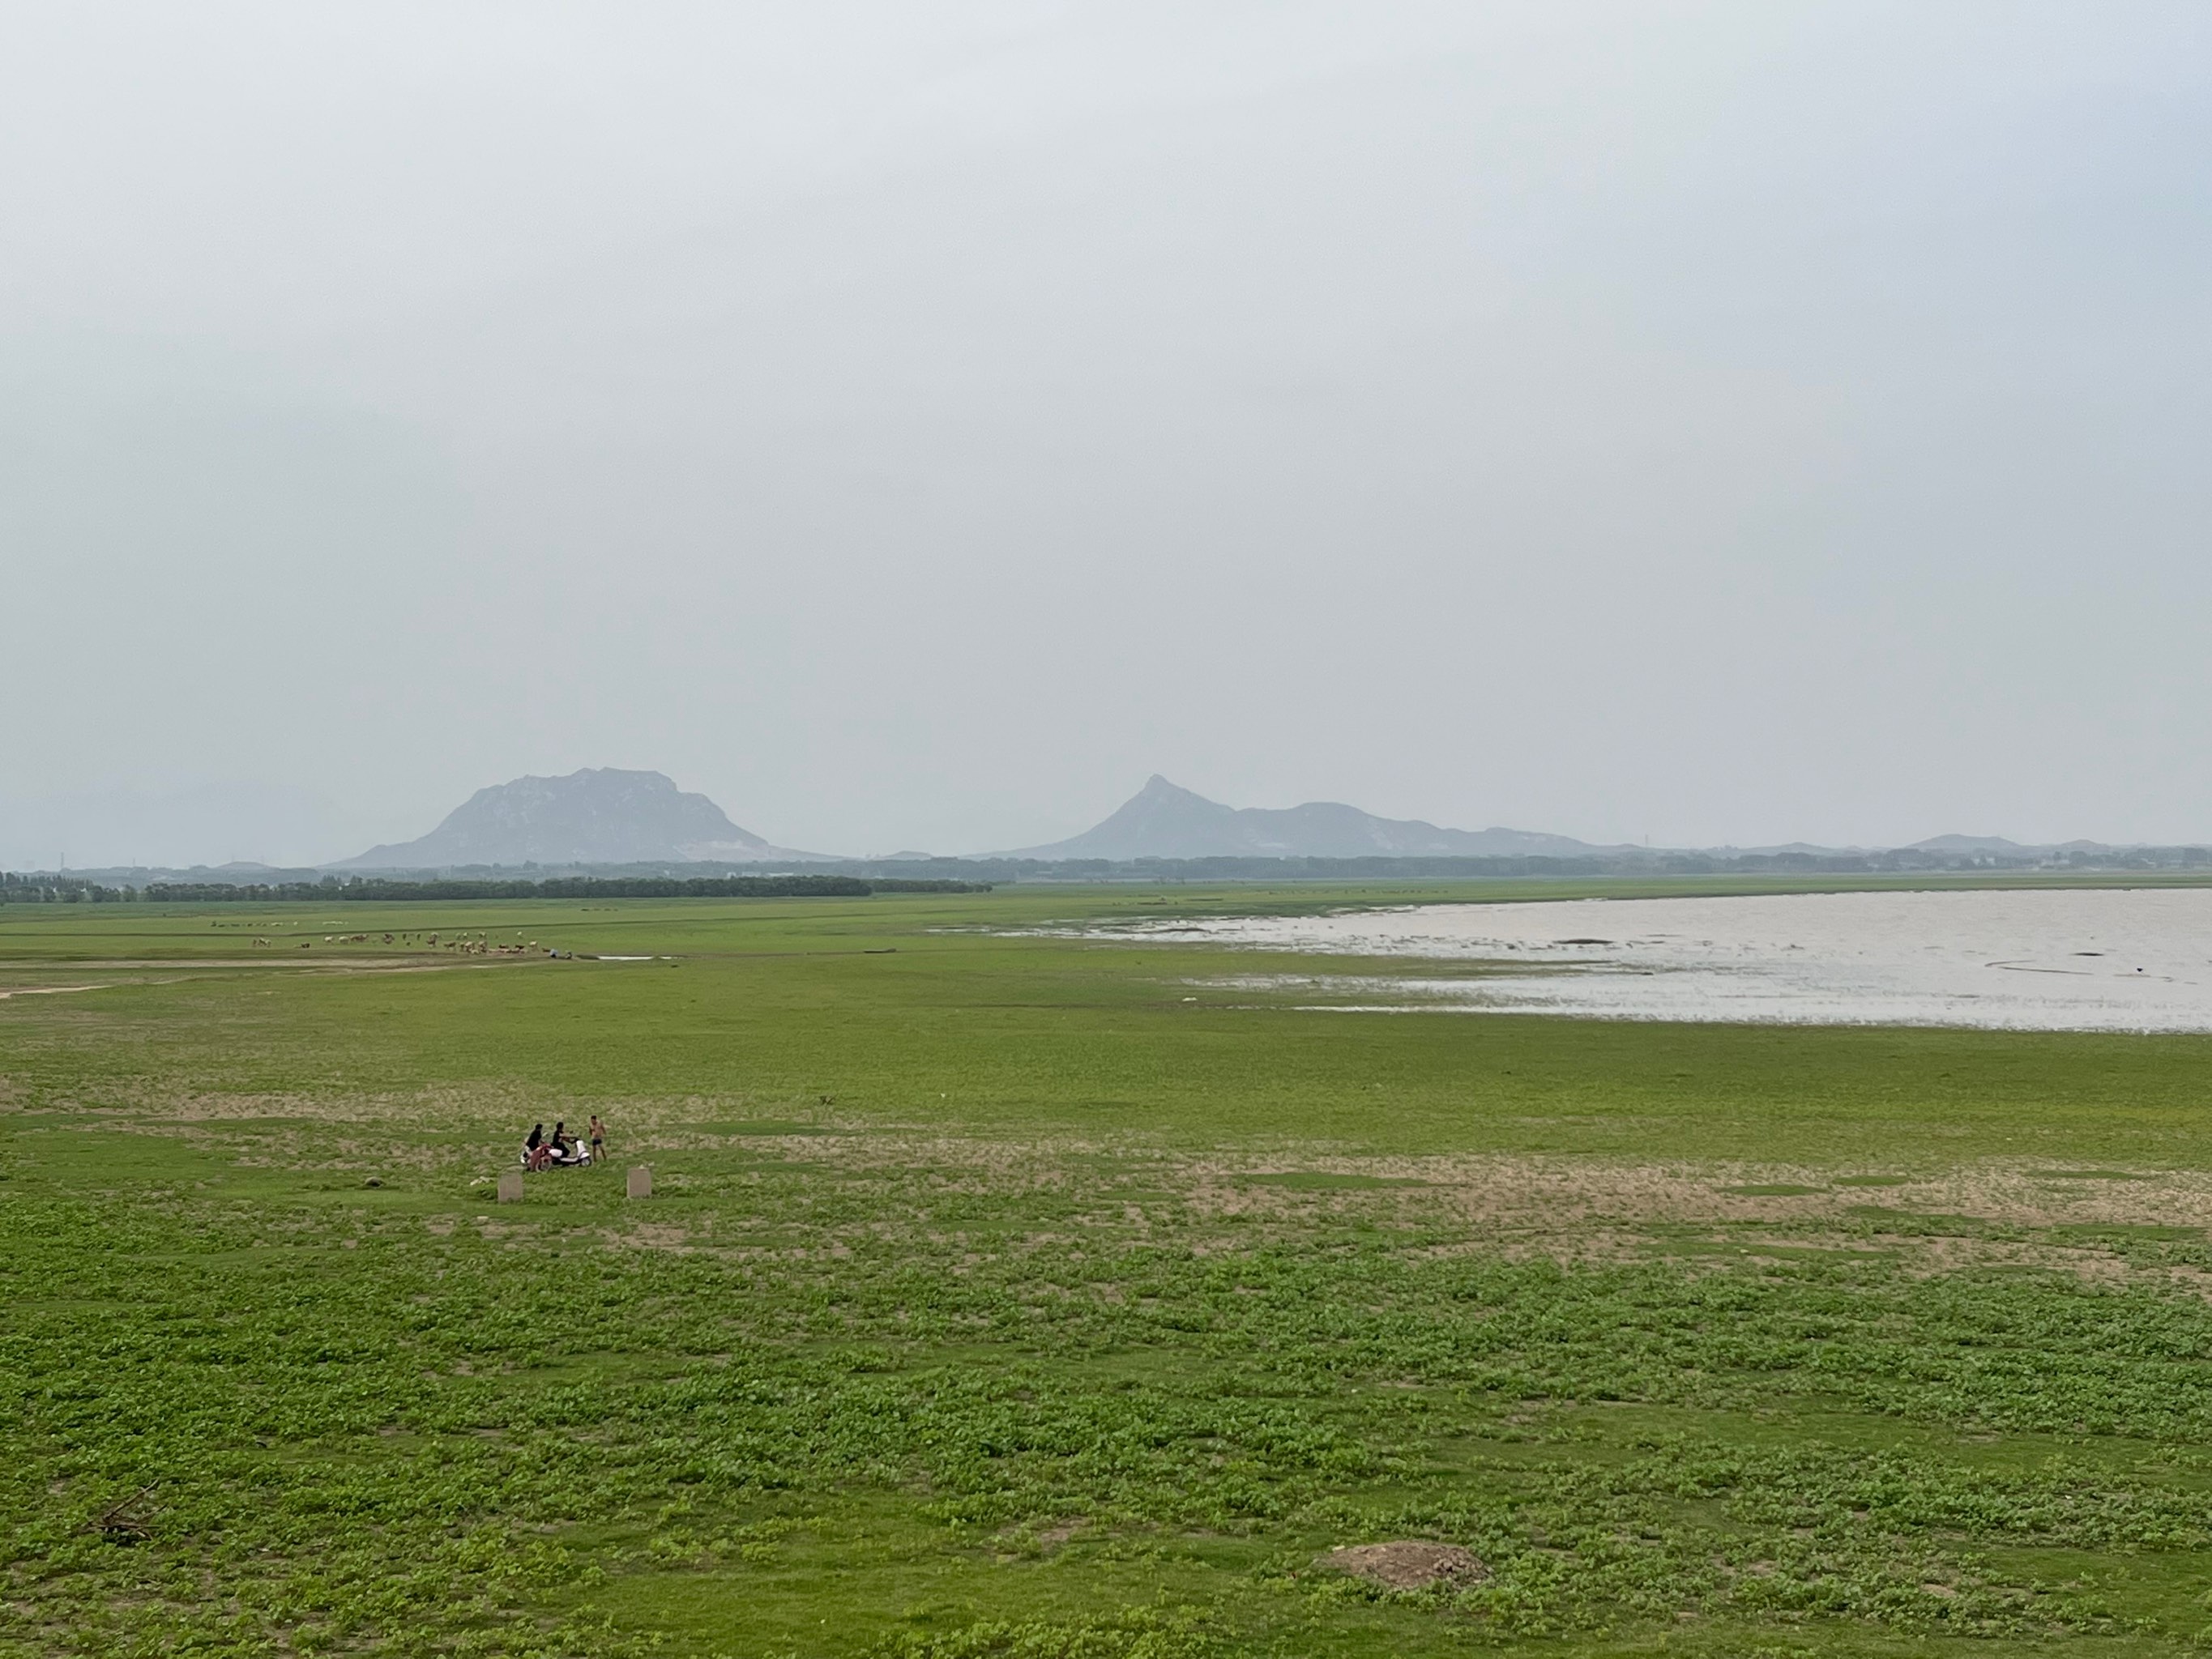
6, 2, 2210, 866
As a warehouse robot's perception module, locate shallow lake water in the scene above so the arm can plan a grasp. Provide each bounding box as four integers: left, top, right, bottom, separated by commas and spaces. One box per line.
1130, 887, 2212, 1032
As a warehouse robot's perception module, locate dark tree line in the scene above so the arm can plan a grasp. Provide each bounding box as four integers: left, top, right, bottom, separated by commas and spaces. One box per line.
0, 875, 136, 904
11, 845, 2212, 906
0, 874, 990, 904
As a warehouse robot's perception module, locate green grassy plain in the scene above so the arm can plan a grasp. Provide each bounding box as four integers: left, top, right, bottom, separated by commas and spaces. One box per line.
8, 879, 2212, 1657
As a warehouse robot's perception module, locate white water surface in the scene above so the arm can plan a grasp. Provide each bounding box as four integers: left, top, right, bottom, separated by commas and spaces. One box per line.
1131, 887, 2212, 1032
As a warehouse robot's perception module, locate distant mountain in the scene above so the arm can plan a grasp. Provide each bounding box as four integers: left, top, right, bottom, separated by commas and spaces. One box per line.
1715, 842, 1872, 857
1907, 834, 2036, 854
331, 769, 831, 868
997, 776, 1627, 860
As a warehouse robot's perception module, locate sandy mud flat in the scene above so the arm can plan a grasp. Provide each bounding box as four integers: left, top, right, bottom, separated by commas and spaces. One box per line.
1126, 886, 2212, 1031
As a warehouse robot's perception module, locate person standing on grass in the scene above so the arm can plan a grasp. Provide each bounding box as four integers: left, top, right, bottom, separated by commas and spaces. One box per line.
589, 1114, 607, 1166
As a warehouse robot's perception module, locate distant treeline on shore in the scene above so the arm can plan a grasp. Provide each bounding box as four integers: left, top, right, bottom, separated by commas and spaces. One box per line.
879, 849, 2212, 882
0, 873, 989, 904
11, 843, 2212, 904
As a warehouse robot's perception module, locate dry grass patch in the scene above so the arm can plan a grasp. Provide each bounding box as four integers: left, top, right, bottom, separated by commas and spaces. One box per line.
1322, 1541, 1488, 1590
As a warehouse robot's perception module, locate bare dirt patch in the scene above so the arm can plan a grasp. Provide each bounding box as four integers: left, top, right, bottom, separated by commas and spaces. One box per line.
1187, 1153, 2212, 1236
1172, 1151, 2212, 1290
1322, 1541, 1487, 1589
607, 1222, 698, 1252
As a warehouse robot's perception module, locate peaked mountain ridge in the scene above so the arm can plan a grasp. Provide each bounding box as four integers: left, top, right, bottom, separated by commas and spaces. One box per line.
332, 769, 829, 869
321, 767, 2147, 875
1000, 775, 1629, 860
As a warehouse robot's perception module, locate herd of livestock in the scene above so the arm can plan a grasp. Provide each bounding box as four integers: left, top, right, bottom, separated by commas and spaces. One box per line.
246, 930, 540, 955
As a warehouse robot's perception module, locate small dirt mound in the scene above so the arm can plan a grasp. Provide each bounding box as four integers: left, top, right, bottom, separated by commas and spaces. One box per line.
1322, 1540, 1487, 1589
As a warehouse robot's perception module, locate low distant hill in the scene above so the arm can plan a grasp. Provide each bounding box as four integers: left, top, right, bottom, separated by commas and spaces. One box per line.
997, 776, 1628, 860
331, 769, 832, 869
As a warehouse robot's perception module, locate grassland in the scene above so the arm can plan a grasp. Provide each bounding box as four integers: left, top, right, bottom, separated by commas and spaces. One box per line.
8, 879, 2212, 1657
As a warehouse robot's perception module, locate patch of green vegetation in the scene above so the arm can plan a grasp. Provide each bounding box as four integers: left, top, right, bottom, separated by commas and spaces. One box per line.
1725, 1184, 1827, 1196
9, 887, 2212, 1655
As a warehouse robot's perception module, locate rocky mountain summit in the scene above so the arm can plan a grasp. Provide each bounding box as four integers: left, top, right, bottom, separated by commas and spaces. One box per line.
1001, 775, 1628, 860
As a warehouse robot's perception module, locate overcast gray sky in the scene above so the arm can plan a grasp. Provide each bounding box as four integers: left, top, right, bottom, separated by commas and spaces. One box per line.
5, 2, 2209, 866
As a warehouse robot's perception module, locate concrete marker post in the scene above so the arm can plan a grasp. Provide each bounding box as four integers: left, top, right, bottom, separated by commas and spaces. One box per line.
497, 1171, 523, 1203
626, 1166, 653, 1200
